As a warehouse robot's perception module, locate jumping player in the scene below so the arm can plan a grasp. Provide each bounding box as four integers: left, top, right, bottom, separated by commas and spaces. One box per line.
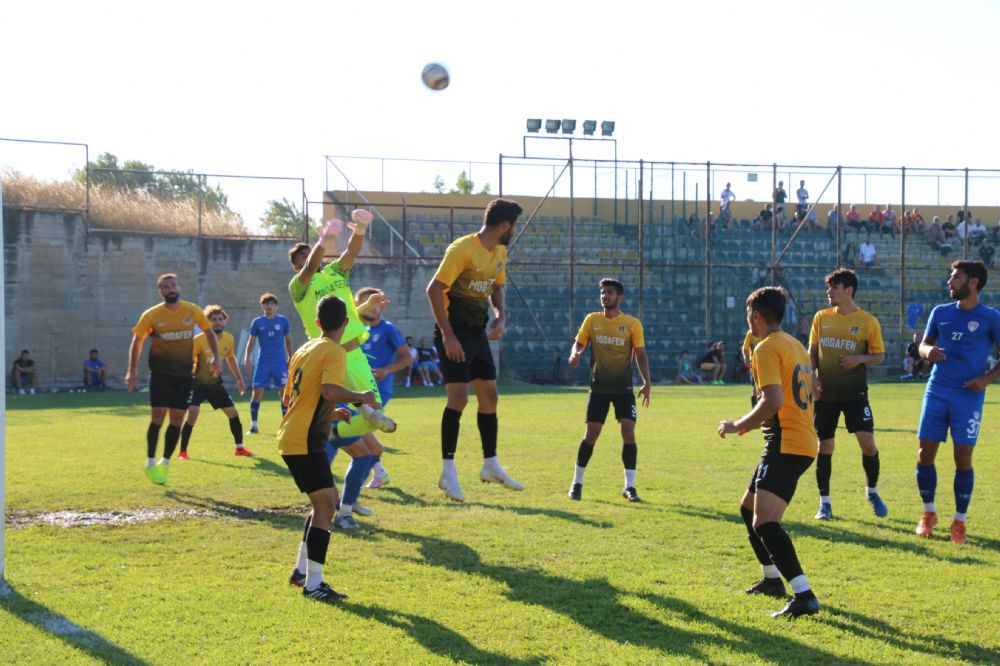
567, 278, 651, 502
915, 260, 1000, 544
243, 292, 292, 435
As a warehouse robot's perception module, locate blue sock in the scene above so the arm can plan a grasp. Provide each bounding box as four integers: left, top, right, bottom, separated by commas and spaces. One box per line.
250, 400, 260, 422
954, 468, 974, 514
342, 455, 375, 506
916, 464, 937, 505
281, 403, 288, 416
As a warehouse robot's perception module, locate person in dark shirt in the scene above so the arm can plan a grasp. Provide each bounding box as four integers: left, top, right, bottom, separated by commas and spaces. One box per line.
12, 349, 38, 395
901, 333, 931, 380
699, 341, 726, 384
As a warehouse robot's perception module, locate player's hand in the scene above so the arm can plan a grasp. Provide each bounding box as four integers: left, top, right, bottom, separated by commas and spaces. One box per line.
838, 355, 863, 370
927, 346, 947, 362
487, 317, 505, 340
333, 407, 353, 423
372, 367, 389, 381
351, 208, 373, 231
443, 331, 465, 362
320, 218, 343, 240
125, 371, 138, 391
358, 391, 378, 408
638, 383, 651, 408
812, 375, 823, 400
568, 351, 581, 368
210, 360, 222, 378
242, 359, 252, 372
963, 375, 989, 392
237, 380, 246, 395
718, 420, 739, 438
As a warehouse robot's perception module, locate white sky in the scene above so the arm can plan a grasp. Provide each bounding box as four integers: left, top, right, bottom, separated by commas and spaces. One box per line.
3, 0, 999, 222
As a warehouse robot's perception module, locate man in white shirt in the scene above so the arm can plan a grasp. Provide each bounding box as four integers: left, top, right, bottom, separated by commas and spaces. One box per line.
795, 180, 809, 221
859, 239, 877, 267
720, 183, 736, 225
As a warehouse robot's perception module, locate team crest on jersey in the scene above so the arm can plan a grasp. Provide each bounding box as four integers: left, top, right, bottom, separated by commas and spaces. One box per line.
974, 411, 981, 420
274, 323, 281, 330
372, 334, 380, 342
968, 321, 980, 332
183, 318, 192, 326
618, 326, 626, 334
850, 326, 859, 335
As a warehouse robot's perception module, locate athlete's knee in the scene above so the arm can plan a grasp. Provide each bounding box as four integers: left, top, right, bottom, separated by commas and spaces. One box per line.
585, 423, 603, 442
818, 439, 835, 455
954, 446, 974, 470
620, 421, 636, 440
917, 440, 939, 465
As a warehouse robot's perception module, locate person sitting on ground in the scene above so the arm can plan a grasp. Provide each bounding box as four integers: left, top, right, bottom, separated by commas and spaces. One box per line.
676, 350, 701, 384
901, 333, 931, 380
698, 341, 727, 384
83, 349, 107, 390
12, 349, 38, 395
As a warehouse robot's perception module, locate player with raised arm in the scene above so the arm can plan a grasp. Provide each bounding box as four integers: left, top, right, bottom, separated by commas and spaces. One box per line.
427, 198, 523, 502
279, 295, 377, 602
179, 305, 251, 460
243, 292, 292, 435
809, 269, 888, 520
719, 287, 820, 618
126, 274, 218, 484
567, 278, 651, 502
915, 260, 1000, 544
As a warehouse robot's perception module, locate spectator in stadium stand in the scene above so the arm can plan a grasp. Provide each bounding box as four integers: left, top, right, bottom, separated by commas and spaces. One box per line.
868, 206, 883, 236
804, 207, 819, 233
795, 180, 809, 221
910, 208, 926, 234
926, 216, 945, 245
754, 263, 770, 288
900, 333, 931, 380
844, 204, 863, 235
970, 218, 987, 244
827, 206, 840, 238
720, 182, 736, 224
755, 204, 774, 232
773, 181, 788, 227
880, 204, 897, 238
842, 241, 858, 267
990, 217, 1000, 242
978, 239, 995, 267
942, 214, 958, 240
859, 237, 877, 267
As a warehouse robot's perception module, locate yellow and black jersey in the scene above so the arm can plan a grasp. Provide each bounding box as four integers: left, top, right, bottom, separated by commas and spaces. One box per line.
192, 331, 235, 387
276, 337, 347, 456
132, 301, 212, 377
752, 331, 815, 458
808, 307, 885, 401
576, 312, 645, 393
432, 233, 506, 329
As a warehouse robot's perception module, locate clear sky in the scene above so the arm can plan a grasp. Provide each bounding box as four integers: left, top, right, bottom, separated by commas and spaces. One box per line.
3, 0, 999, 221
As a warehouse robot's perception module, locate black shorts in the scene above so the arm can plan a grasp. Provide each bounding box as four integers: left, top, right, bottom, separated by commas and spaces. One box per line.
814, 398, 874, 440
747, 449, 814, 503
434, 325, 497, 384
149, 372, 193, 410
282, 451, 335, 494
189, 384, 234, 410
586, 391, 637, 424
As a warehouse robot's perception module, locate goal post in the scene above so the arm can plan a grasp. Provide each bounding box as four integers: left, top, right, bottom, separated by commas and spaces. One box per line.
1, 180, 7, 581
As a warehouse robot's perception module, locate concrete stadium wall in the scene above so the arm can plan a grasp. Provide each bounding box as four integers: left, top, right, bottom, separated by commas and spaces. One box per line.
2, 207, 437, 386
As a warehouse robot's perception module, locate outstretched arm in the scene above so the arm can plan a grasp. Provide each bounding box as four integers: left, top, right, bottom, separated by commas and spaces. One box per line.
338, 209, 372, 271
295, 219, 343, 287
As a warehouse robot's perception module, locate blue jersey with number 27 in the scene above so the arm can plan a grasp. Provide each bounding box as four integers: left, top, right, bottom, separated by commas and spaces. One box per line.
924, 302, 1000, 393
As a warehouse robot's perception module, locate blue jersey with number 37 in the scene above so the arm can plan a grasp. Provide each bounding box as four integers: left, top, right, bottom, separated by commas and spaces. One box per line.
924, 303, 1000, 392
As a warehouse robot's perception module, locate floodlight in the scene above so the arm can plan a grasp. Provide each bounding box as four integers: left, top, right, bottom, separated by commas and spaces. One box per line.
561, 119, 576, 134
545, 119, 561, 134
582, 120, 597, 136
526, 118, 542, 133
601, 120, 615, 136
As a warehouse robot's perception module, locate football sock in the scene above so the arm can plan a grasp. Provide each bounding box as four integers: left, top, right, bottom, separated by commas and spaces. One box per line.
576, 439, 595, 467
372, 457, 386, 477
788, 575, 812, 595
338, 503, 353, 518
862, 451, 880, 489
162, 424, 181, 460
954, 468, 974, 515
280, 403, 288, 416
477, 412, 498, 459
304, 527, 330, 591
442, 458, 457, 476
342, 455, 374, 506
754, 521, 805, 584
441, 408, 462, 460
740, 505, 773, 567
762, 564, 781, 579
816, 453, 832, 497
146, 423, 162, 459
574, 466, 587, 485
295, 513, 312, 573
250, 401, 260, 424
917, 463, 937, 509
622, 443, 637, 487
229, 417, 243, 446
146, 457, 156, 468
180, 423, 194, 453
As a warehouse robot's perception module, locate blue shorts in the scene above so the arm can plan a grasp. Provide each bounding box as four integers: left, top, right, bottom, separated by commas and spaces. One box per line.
376, 377, 394, 408
917, 387, 985, 446
252, 359, 288, 389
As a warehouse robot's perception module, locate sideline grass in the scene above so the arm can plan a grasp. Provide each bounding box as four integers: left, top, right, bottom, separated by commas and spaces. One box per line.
3, 384, 1000, 664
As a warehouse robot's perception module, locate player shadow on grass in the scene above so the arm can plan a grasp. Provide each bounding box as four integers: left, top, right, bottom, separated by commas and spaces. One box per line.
379, 529, 868, 664
338, 602, 544, 665
674, 504, 984, 565
0, 582, 149, 666
191, 456, 290, 479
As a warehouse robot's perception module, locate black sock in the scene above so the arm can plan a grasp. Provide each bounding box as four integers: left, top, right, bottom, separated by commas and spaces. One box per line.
229, 416, 244, 446
755, 521, 805, 582
741, 505, 774, 568
180, 423, 194, 453
576, 439, 595, 468
621, 442, 637, 470
441, 408, 462, 460
816, 453, 832, 497
162, 424, 181, 460
477, 412, 498, 459
146, 423, 162, 459
305, 526, 331, 565
301, 512, 313, 542
862, 451, 880, 488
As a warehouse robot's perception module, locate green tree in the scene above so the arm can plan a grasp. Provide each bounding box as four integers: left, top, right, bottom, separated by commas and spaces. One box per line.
260, 198, 307, 237
433, 175, 446, 193
447, 171, 491, 195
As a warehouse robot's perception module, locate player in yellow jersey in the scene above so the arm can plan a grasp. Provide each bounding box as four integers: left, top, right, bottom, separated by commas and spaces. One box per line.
719, 287, 820, 618
178, 305, 252, 460
809, 268, 887, 520
567, 278, 651, 502
278, 295, 377, 602
126, 274, 218, 485
427, 198, 523, 502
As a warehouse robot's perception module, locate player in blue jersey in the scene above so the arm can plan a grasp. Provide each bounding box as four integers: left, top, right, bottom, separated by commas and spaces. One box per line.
242, 292, 293, 434
356, 286, 413, 488
915, 260, 1000, 544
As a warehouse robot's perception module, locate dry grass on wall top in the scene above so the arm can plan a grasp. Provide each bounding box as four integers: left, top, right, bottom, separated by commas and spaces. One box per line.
1, 170, 248, 236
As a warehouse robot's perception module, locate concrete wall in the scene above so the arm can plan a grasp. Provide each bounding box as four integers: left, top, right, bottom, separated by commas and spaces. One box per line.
2, 207, 437, 386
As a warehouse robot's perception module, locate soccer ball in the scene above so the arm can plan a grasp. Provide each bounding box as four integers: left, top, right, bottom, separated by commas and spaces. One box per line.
421, 63, 449, 91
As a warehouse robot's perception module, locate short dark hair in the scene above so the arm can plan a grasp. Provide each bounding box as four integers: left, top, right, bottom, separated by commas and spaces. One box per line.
825, 267, 859, 297
599, 278, 625, 295
90, 349, 98, 354
259, 292, 278, 306
317, 295, 347, 332
747, 287, 786, 325
288, 242, 310, 266
952, 259, 989, 292
204, 304, 228, 320
157, 273, 177, 288
20, 349, 29, 355
484, 199, 523, 227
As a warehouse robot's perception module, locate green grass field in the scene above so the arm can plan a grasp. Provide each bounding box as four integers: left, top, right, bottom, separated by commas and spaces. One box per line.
3, 383, 1000, 665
